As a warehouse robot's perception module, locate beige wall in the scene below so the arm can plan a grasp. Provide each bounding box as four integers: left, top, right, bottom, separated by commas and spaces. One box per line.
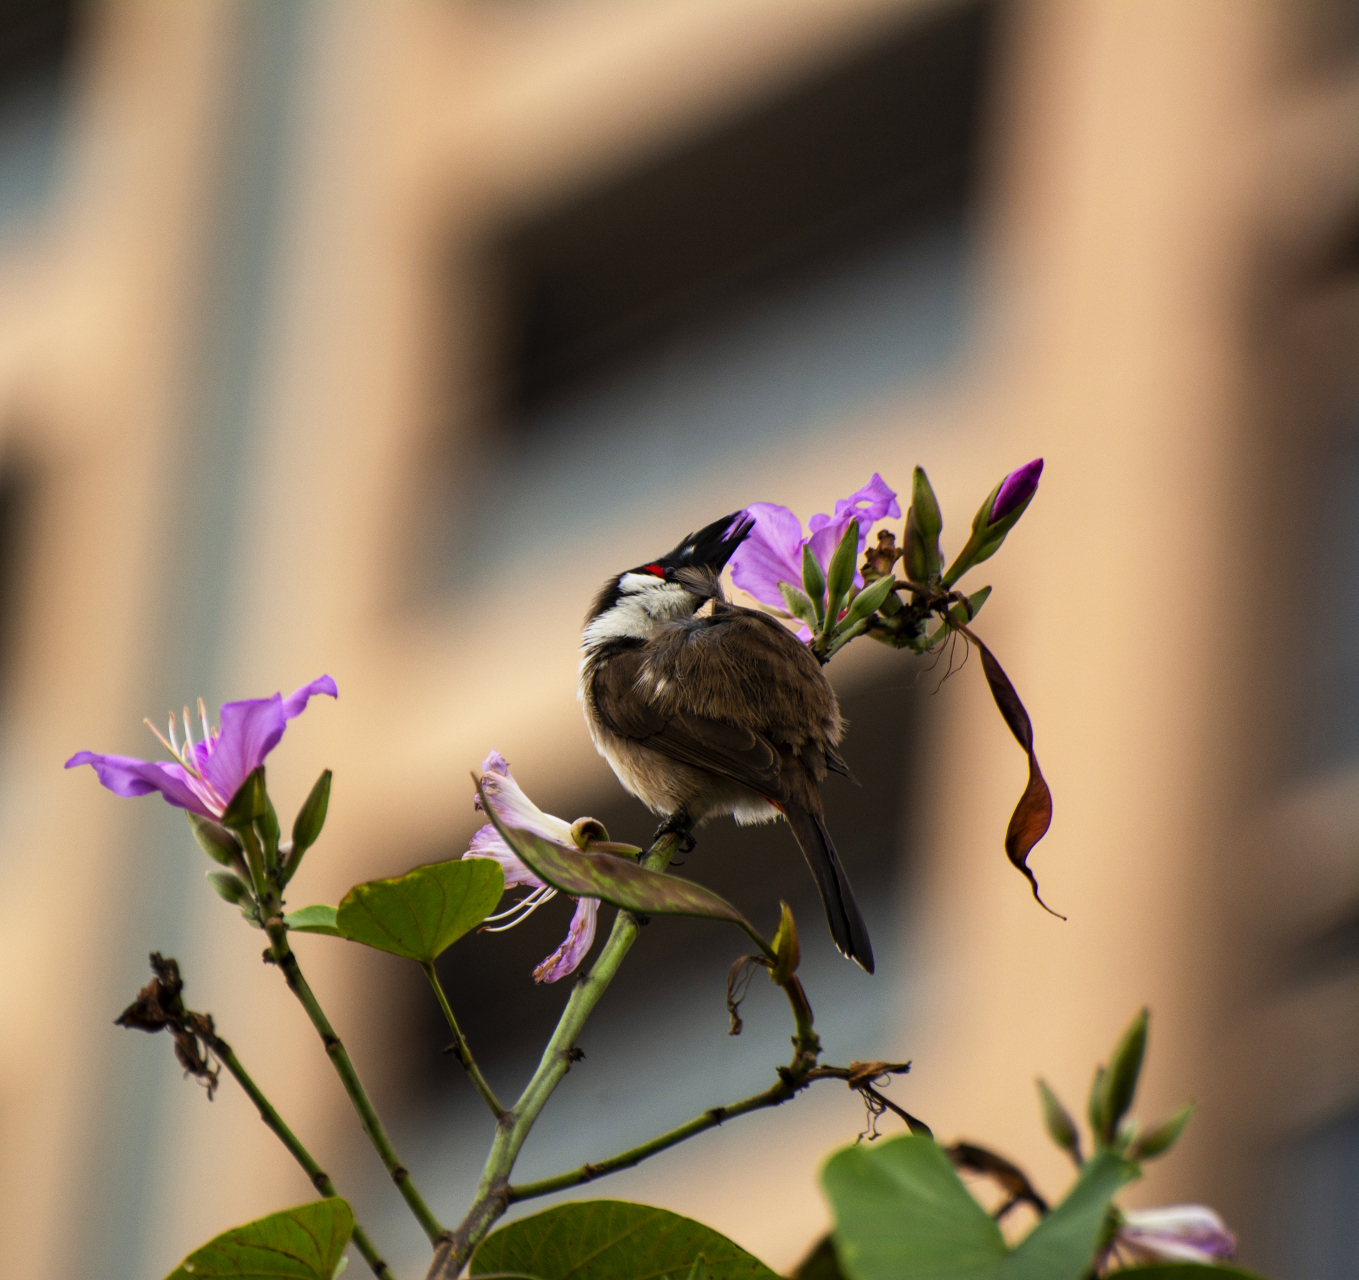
0, 2, 1354, 1276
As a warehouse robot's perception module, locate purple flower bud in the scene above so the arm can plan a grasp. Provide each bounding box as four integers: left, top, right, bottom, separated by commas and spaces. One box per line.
1118, 1204, 1236, 1264
990, 458, 1043, 523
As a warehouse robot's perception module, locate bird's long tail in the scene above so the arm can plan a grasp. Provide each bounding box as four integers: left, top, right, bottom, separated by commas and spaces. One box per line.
783, 802, 875, 974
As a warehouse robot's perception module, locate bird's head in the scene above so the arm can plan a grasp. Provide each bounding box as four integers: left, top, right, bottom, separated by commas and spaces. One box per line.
583, 511, 754, 644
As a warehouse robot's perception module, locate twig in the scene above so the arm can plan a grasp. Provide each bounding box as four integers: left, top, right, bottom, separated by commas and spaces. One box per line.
116, 953, 398, 1279
423, 961, 506, 1120
211, 1035, 399, 1278
263, 914, 446, 1246
425, 831, 684, 1279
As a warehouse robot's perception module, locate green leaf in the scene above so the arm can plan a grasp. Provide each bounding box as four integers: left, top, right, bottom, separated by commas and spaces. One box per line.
292, 769, 333, 858
1007, 1151, 1136, 1279
791, 1236, 846, 1280
336, 858, 504, 962
477, 784, 768, 956
823, 1135, 1006, 1279
163, 1198, 353, 1280
1115, 1270, 1272, 1279
469, 1201, 779, 1280
285, 905, 341, 936
822, 1135, 1137, 1280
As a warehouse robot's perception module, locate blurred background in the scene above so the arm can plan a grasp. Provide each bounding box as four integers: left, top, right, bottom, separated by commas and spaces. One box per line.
0, 1, 1356, 1276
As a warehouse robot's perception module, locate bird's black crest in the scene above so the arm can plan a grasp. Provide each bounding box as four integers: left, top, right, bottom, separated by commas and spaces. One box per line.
632, 510, 754, 578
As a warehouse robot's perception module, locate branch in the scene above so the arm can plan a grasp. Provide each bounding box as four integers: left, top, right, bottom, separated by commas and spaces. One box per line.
509, 1048, 820, 1202
264, 918, 447, 1246
422, 961, 505, 1120
210, 1034, 399, 1279
426, 830, 683, 1280
115, 953, 398, 1279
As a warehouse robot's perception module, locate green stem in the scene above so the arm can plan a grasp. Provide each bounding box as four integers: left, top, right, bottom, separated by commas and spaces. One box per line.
421, 961, 506, 1119
208, 1031, 398, 1279
508, 1045, 820, 1202
425, 831, 682, 1280
264, 920, 447, 1246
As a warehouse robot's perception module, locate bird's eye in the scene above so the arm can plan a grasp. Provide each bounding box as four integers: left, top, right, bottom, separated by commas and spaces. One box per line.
643, 563, 665, 578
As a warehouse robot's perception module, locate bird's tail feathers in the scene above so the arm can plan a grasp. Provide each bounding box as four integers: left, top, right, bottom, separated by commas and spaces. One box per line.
783, 802, 875, 974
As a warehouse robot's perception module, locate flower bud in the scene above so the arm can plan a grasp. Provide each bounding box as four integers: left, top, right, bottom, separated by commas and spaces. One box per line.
1128, 1101, 1195, 1160
1037, 1078, 1081, 1158
990, 458, 1043, 522
186, 810, 240, 867
1117, 1204, 1236, 1263
903, 467, 943, 583
823, 519, 859, 623
291, 769, 332, 858
801, 542, 827, 623
770, 900, 801, 985
1099, 1007, 1148, 1143
206, 869, 253, 906
779, 581, 820, 632
942, 458, 1043, 586
569, 816, 610, 849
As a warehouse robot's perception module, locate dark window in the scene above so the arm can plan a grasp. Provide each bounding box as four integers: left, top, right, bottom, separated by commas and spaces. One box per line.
426, 0, 996, 588
0, 452, 35, 717
0, 0, 80, 227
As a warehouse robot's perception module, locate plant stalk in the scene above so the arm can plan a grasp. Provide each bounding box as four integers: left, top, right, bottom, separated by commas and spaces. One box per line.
422, 961, 506, 1119
508, 1027, 821, 1203
209, 1031, 397, 1279
265, 919, 447, 1246
425, 831, 681, 1279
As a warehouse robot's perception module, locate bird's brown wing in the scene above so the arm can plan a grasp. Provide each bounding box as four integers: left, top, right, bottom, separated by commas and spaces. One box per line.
589, 643, 785, 797
641, 604, 841, 748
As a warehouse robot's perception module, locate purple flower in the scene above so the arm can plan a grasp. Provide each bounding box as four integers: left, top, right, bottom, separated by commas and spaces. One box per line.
463, 751, 599, 984
1117, 1204, 1236, 1264
66, 676, 337, 820
729, 474, 901, 611
990, 458, 1043, 523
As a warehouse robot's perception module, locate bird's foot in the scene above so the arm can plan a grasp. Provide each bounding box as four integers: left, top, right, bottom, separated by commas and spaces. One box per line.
652, 809, 692, 844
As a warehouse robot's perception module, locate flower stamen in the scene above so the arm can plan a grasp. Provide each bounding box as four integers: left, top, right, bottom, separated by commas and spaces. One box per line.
483, 886, 559, 932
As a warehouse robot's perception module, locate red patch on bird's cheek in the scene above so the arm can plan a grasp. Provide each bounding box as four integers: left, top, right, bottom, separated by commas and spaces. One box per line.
643, 563, 665, 578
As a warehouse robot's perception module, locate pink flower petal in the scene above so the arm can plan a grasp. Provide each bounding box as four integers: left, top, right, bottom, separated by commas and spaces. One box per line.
532, 897, 599, 983
463, 823, 543, 889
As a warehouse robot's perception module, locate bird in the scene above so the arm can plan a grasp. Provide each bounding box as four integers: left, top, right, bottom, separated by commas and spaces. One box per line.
578, 511, 875, 973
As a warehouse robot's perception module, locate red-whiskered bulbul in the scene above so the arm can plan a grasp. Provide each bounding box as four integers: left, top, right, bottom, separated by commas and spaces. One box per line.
579, 512, 875, 973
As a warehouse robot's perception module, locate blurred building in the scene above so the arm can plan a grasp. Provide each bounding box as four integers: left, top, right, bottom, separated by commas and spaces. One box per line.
0, 1, 1356, 1277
